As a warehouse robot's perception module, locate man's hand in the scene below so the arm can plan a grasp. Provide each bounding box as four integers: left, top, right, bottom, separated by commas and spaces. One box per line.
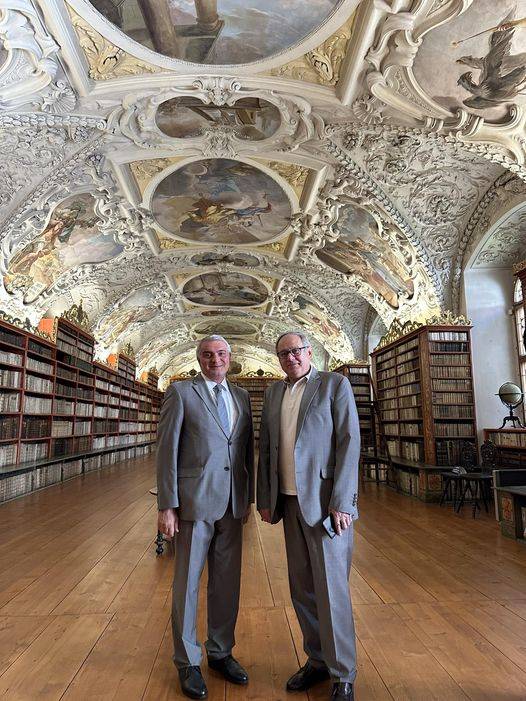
242, 505, 252, 525
258, 508, 271, 523
158, 508, 179, 537
329, 509, 352, 536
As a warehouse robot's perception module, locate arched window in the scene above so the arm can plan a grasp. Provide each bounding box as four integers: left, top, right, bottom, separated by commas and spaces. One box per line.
514, 278, 526, 395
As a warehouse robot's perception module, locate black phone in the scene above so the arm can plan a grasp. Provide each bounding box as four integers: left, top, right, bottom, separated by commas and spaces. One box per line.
322, 514, 337, 538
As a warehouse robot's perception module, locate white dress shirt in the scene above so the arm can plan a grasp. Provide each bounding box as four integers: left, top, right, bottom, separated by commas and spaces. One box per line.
201, 373, 237, 433
278, 366, 314, 496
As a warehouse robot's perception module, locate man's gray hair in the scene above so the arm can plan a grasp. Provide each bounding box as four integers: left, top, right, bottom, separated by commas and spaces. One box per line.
196, 334, 232, 358
275, 331, 311, 351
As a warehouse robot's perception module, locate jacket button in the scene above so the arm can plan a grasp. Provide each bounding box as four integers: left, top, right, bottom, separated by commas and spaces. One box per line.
224, 466, 230, 471
228, 440, 232, 446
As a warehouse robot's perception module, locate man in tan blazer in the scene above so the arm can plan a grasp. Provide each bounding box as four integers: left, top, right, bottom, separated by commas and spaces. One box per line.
258, 331, 360, 701
157, 335, 254, 700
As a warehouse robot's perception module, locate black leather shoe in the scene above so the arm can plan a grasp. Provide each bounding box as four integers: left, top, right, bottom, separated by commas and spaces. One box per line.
331, 682, 354, 700
208, 655, 248, 685
178, 666, 208, 699
286, 661, 330, 691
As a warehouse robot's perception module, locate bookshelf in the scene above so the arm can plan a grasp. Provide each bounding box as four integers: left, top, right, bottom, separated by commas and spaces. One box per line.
483, 428, 526, 467
371, 324, 477, 474
229, 375, 278, 442
332, 364, 375, 451
0, 316, 162, 503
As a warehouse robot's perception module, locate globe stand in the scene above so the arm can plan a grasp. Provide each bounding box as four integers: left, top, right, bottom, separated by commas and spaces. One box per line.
497, 382, 524, 430
499, 407, 524, 429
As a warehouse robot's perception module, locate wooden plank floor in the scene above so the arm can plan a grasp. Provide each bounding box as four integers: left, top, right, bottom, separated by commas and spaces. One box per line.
1, 455, 526, 700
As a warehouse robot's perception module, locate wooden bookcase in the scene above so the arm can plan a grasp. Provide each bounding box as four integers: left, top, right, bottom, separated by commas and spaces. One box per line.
229, 375, 278, 442
371, 324, 477, 468
483, 428, 526, 467
332, 364, 375, 451
0, 317, 162, 502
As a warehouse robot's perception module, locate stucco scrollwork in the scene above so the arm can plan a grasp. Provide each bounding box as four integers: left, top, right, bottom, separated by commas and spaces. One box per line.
109, 81, 324, 157
0, 0, 77, 112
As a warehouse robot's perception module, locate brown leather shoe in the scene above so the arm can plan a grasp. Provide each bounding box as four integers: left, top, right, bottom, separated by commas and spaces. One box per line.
286, 661, 330, 691
331, 682, 354, 700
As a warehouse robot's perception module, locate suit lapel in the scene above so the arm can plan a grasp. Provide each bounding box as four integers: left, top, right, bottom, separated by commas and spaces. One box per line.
295, 370, 321, 443
192, 377, 228, 437
271, 382, 286, 438
228, 382, 243, 437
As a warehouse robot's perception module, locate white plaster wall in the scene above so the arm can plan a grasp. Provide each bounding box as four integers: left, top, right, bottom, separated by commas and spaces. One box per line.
462, 268, 521, 441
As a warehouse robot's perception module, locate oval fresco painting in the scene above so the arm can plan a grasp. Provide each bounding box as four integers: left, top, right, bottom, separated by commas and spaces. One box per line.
316, 204, 414, 309
182, 272, 268, 306
191, 251, 260, 267
3, 193, 124, 304
194, 320, 257, 336
88, 0, 343, 65
156, 96, 280, 140
152, 159, 291, 245
413, 0, 526, 120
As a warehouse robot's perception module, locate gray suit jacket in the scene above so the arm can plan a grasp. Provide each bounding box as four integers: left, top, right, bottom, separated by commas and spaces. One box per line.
257, 368, 360, 526
156, 376, 254, 522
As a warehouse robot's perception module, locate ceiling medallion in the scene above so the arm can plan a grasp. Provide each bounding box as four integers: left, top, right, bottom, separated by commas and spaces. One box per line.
151, 159, 292, 245
85, 0, 345, 66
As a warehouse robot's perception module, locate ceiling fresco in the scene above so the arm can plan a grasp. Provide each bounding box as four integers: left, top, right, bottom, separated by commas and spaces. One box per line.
3, 193, 124, 305
151, 159, 292, 244
87, 0, 343, 65
316, 205, 415, 309
181, 272, 268, 306
155, 96, 281, 140
1, 0, 525, 381
413, 0, 526, 120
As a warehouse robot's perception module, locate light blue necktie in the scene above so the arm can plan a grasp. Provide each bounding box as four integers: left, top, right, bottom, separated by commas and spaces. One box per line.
213, 384, 230, 435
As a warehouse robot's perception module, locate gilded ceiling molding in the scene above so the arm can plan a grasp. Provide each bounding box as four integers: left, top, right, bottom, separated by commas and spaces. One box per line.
260, 161, 310, 200
67, 8, 160, 81
514, 260, 526, 275
158, 237, 191, 251
257, 240, 288, 255
268, 14, 355, 87
129, 157, 184, 194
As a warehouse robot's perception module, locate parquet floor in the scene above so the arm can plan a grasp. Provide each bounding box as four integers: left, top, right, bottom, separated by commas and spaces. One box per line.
1, 454, 526, 700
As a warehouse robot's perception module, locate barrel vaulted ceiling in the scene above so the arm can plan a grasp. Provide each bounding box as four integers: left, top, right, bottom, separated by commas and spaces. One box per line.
1, 0, 526, 383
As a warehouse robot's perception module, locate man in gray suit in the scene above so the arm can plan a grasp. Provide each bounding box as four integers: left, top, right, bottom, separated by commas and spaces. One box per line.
157, 335, 254, 700
258, 331, 360, 701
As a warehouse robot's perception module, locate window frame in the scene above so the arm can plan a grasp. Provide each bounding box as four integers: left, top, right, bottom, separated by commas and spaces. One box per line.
513, 278, 526, 416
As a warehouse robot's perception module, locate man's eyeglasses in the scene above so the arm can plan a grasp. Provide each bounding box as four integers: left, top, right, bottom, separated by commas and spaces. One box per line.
276, 346, 308, 360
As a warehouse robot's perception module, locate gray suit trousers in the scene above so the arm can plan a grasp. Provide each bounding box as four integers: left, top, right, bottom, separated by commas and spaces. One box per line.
172, 506, 242, 668
283, 496, 357, 682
